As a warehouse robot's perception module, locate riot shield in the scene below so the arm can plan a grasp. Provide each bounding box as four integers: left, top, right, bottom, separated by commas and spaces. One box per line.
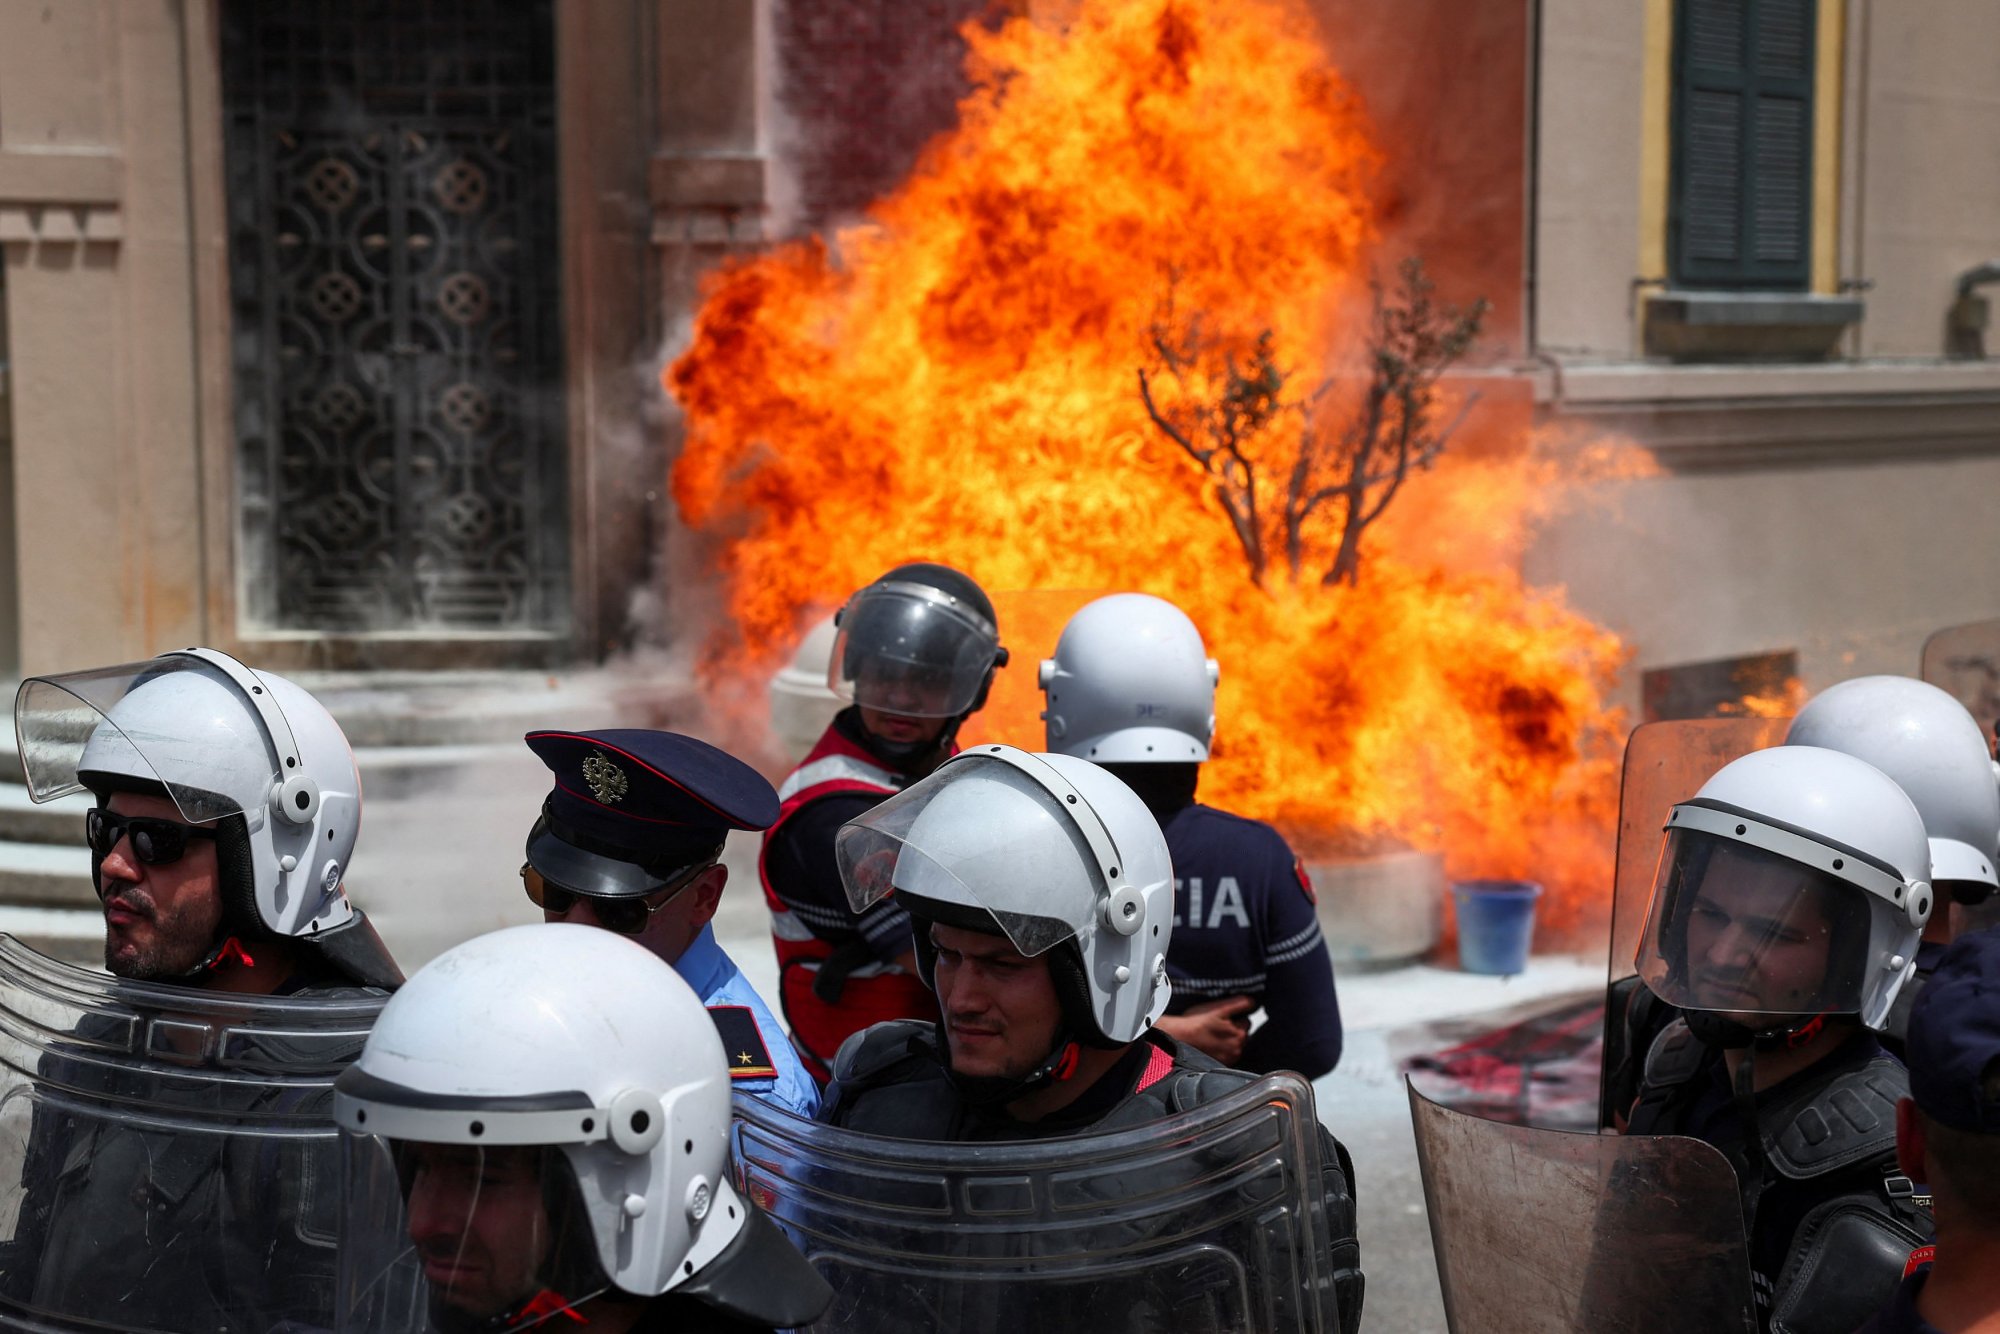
1921, 616, 2000, 738
732, 1072, 1344, 1333
0, 934, 385, 1333
1599, 718, 1787, 1127
1410, 1080, 1757, 1334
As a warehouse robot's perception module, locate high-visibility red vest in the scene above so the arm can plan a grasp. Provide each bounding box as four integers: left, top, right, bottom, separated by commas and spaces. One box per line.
760, 723, 941, 1082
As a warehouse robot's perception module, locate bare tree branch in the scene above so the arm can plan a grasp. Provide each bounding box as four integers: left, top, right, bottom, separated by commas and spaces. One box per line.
1137, 256, 1484, 591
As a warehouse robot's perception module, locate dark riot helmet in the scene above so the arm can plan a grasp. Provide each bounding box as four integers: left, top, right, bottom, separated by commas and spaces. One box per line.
828, 564, 1008, 729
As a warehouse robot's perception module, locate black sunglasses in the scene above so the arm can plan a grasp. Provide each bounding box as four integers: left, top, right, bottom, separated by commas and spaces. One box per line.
87, 808, 219, 866
519, 860, 710, 936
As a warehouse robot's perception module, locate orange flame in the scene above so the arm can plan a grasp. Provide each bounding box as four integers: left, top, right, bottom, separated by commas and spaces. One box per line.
668, 0, 1654, 937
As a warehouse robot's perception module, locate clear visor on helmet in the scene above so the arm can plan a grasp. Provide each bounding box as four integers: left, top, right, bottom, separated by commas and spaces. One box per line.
837, 751, 1116, 958
15, 656, 287, 824
1636, 812, 1911, 1020
827, 581, 1000, 720
336, 1133, 611, 1334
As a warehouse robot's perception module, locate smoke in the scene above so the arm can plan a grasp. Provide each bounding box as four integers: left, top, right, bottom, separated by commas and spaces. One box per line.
1305, 0, 1531, 360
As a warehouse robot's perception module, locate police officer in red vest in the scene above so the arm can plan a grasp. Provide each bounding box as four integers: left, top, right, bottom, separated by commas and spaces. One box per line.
761, 562, 1008, 1081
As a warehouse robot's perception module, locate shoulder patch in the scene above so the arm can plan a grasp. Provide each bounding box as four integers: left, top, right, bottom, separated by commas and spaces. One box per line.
707, 1005, 777, 1080
1292, 856, 1317, 905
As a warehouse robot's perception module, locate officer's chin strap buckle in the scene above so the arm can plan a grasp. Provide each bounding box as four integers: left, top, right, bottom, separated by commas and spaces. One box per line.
1883, 1169, 1933, 1215
1781, 1014, 1826, 1051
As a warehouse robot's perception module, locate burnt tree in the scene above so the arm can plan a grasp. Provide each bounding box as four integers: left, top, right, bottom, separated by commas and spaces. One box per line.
1139, 257, 1486, 588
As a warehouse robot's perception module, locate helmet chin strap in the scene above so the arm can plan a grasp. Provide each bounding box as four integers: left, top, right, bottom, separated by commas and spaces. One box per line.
176, 934, 256, 980
931, 1022, 1086, 1109
855, 713, 962, 774
1683, 1008, 1831, 1236
426, 1286, 594, 1334
1683, 1008, 1828, 1051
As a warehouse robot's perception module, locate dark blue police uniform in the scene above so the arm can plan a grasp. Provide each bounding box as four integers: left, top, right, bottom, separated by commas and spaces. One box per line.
1159, 802, 1343, 1079
521, 728, 818, 1116
1854, 928, 2000, 1334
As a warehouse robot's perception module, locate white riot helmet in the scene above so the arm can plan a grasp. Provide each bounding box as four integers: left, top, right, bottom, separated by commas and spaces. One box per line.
1785, 674, 2000, 901
1040, 593, 1219, 763
332, 924, 830, 1330
14, 650, 390, 965
1636, 745, 1933, 1034
839, 745, 1175, 1049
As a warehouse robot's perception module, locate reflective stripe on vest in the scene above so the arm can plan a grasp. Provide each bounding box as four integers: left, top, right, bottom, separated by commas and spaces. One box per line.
777, 752, 901, 803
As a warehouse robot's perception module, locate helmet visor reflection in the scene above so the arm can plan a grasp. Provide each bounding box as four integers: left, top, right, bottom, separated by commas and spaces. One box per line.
828, 584, 999, 719
1636, 826, 1877, 1017
336, 1135, 610, 1333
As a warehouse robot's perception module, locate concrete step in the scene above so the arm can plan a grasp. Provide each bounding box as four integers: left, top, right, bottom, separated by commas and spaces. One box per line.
298, 667, 694, 749
0, 839, 95, 908
0, 909, 102, 969
0, 784, 88, 845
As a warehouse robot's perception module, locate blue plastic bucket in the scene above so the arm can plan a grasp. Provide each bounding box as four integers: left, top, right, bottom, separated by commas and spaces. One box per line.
1453, 879, 1544, 975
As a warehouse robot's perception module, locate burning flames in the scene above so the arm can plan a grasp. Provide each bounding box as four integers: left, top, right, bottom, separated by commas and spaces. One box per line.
669, 0, 1652, 935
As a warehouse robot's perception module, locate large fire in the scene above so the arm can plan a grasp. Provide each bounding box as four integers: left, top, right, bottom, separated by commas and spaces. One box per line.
668, 0, 1652, 936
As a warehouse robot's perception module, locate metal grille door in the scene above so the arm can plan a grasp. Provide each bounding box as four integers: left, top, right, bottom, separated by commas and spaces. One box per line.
223, 1, 567, 633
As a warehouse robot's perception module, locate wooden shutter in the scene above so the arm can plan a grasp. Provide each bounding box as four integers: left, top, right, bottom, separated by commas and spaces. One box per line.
1669, 0, 1816, 289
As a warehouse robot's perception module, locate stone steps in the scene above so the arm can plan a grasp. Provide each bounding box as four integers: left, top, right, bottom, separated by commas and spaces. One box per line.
0, 665, 703, 970
0, 782, 88, 845
0, 839, 95, 908
0, 904, 102, 967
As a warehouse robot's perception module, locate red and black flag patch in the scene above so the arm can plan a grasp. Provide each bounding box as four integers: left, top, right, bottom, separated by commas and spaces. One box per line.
707, 1004, 777, 1079
1292, 856, 1318, 906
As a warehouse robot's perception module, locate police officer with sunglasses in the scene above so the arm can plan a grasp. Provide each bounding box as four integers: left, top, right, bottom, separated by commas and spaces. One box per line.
2, 649, 401, 1332
521, 728, 820, 1117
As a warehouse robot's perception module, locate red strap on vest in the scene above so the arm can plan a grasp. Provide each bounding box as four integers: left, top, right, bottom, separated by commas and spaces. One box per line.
516, 1289, 588, 1324
1135, 1043, 1177, 1093
210, 937, 255, 970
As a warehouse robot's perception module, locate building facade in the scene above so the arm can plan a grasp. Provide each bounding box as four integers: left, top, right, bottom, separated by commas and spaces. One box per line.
0, 0, 762, 675
0, 0, 1995, 699
1525, 0, 2000, 709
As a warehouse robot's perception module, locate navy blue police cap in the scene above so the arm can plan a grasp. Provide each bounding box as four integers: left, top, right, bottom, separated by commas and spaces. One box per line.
523, 729, 780, 899
1906, 927, 2000, 1133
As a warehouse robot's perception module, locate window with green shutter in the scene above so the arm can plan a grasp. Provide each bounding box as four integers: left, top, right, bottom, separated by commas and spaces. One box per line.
1669, 0, 1816, 290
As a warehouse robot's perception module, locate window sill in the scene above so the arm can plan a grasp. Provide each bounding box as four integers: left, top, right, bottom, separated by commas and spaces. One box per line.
1519, 357, 2000, 470
1643, 290, 1865, 363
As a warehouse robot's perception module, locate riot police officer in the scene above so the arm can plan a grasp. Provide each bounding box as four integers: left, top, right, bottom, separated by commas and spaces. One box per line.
1784, 675, 2000, 1048
761, 562, 1008, 1080
332, 923, 833, 1333
15, 646, 402, 991
1041, 592, 1342, 1077
1615, 744, 1935, 1333
518, 727, 818, 1116
817, 744, 1363, 1328
2, 648, 403, 1330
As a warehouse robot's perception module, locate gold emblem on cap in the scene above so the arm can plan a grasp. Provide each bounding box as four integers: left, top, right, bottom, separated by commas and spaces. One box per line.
582, 751, 629, 805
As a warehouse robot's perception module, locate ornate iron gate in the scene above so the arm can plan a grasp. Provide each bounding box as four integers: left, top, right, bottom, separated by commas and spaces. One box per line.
222, 1, 567, 634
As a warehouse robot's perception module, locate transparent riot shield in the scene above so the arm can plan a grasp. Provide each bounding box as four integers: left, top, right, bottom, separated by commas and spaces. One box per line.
732, 1072, 1345, 1333
1922, 618, 2000, 935
1921, 616, 2000, 738
1410, 1081, 1757, 1334
1599, 718, 1787, 1127
0, 934, 385, 1333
